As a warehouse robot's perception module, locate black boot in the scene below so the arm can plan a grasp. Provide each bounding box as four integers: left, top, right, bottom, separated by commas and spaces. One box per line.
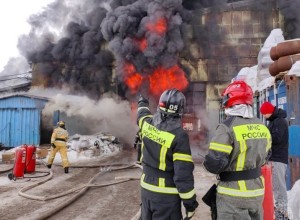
47, 164, 52, 169
64, 167, 69, 173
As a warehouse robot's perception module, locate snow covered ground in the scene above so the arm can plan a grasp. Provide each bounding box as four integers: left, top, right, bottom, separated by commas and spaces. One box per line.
1, 147, 300, 219
288, 180, 300, 220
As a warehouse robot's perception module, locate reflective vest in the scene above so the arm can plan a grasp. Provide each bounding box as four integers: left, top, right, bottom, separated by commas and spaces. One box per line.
204, 116, 271, 198
137, 105, 196, 201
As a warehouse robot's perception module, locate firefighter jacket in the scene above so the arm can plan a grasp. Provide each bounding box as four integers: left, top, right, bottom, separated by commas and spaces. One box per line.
204, 116, 271, 199
137, 100, 198, 212
51, 127, 69, 146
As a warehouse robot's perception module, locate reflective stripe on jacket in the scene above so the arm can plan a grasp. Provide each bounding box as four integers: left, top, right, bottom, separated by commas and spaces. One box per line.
137, 103, 196, 201
204, 116, 271, 198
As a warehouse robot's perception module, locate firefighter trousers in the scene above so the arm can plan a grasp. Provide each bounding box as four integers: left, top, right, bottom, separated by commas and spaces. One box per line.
141, 188, 182, 220
47, 143, 69, 168
216, 193, 263, 220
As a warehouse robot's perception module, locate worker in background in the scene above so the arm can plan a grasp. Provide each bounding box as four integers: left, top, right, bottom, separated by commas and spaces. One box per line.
137, 89, 199, 220
47, 121, 70, 174
133, 130, 142, 164
203, 81, 271, 220
260, 101, 289, 220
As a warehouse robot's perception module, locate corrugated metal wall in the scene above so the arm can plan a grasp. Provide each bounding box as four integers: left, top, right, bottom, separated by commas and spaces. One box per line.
0, 95, 48, 147
285, 75, 300, 189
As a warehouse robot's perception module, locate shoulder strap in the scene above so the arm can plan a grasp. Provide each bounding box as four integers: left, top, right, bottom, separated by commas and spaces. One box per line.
222, 116, 235, 128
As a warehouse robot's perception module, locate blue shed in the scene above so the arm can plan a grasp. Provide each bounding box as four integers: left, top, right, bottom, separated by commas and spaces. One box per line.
0, 94, 49, 147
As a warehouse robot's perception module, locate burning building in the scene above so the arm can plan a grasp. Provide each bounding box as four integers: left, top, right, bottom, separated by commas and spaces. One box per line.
13, 0, 298, 146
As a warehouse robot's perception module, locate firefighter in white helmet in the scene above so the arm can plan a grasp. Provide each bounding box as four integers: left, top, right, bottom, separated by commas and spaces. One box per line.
203, 81, 271, 219
47, 121, 70, 173
137, 89, 198, 220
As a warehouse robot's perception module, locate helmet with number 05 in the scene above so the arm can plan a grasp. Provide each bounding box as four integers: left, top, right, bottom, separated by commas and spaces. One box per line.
222, 81, 253, 108
158, 89, 186, 117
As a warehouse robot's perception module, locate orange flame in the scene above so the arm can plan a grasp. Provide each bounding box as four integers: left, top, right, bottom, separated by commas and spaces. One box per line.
124, 63, 143, 94
134, 38, 147, 51
146, 18, 167, 35
149, 65, 188, 97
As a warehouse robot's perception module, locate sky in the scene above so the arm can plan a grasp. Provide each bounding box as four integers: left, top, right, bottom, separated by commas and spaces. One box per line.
0, 0, 54, 72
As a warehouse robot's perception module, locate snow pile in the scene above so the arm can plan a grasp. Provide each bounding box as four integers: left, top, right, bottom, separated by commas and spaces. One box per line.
0, 133, 123, 165
257, 76, 275, 92
67, 132, 122, 157
288, 61, 300, 76
232, 29, 285, 92
233, 65, 258, 91
288, 179, 300, 220
256, 29, 284, 89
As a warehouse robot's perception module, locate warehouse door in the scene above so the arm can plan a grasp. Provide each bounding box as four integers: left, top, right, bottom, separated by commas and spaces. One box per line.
0, 108, 40, 147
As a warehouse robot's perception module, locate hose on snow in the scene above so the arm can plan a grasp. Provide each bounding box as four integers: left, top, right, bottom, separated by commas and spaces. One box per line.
18, 163, 141, 220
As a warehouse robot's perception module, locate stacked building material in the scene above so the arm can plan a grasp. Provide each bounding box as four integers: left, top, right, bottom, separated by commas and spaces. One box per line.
269, 39, 300, 76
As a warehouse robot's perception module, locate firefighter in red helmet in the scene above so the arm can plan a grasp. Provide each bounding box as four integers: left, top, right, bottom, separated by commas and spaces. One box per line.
203, 81, 271, 220
137, 89, 198, 220
47, 121, 70, 173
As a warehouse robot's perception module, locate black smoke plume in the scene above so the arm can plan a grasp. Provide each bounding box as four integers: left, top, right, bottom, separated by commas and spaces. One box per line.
18, 1, 114, 100
14, 0, 291, 99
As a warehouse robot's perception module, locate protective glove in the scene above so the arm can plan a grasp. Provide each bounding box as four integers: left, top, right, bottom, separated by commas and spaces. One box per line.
184, 210, 195, 220
138, 94, 149, 105
51, 143, 56, 148
183, 199, 198, 220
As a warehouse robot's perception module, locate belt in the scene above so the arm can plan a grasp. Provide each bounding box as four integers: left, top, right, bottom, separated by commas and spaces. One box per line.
219, 167, 261, 181
55, 138, 66, 142
143, 165, 174, 179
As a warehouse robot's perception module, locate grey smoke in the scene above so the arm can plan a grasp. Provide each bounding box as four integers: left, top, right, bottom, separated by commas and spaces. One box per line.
276, 0, 300, 39
32, 88, 138, 145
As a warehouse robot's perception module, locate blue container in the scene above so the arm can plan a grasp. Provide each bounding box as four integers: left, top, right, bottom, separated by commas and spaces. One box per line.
286, 126, 300, 190
0, 94, 48, 147
286, 75, 300, 125
265, 80, 287, 109
267, 84, 276, 105
286, 161, 292, 190
277, 80, 287, 111
285, 75, 300, 189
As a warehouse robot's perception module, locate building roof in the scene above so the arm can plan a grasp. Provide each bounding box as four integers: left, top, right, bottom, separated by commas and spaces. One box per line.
0, 92, 49, 101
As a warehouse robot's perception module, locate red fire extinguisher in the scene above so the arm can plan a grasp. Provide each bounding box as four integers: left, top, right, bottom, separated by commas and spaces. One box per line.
12, 147, 27, 178
25, 145, 36, 173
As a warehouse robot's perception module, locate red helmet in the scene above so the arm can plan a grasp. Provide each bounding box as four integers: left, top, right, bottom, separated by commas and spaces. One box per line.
222, 81, 253, 108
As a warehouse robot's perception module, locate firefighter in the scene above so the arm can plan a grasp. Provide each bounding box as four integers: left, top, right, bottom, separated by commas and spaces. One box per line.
203, 81, 271, 220
133, 130, 142, 164
47, 121, 70, 173
137, 89, 199, 220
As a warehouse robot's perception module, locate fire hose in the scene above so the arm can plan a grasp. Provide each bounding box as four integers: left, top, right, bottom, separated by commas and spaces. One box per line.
18, 162, 142, 220
0, 164, 13, 173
